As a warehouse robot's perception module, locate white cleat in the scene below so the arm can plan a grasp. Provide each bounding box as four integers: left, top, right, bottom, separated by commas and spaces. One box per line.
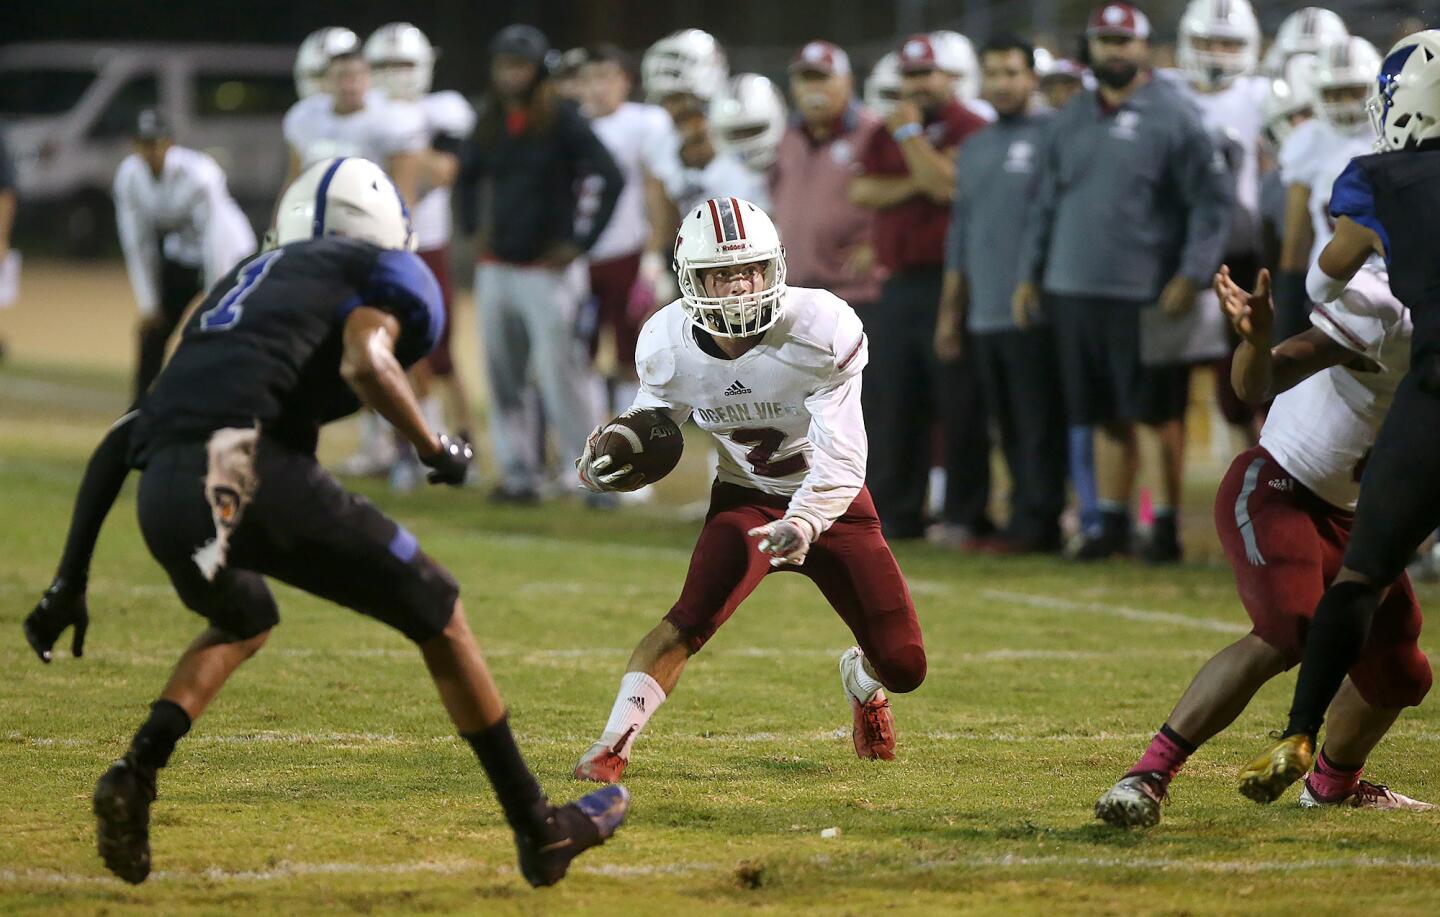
1299, 779, 1436, 811
1095, 773, 1166, 828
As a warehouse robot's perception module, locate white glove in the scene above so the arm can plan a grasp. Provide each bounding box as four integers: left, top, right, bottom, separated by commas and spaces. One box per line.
747, 518, 815, 567
575, 425, 639, 493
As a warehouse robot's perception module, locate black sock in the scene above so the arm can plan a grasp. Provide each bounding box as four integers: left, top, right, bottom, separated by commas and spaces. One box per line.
128, 699, 192, 769
461, 716, 550, 835
1285, 581, 1382, 739
1100, 508, 1130, 541
1160, 723, 1198, 755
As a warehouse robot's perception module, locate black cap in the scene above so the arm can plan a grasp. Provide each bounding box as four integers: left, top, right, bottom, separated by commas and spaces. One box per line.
135, 109, 172, 141
490, 24, 551, 64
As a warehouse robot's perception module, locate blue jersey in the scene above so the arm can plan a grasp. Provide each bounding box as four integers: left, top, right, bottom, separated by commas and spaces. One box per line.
1330, 147, 1440, 356
134, 237, 443, 457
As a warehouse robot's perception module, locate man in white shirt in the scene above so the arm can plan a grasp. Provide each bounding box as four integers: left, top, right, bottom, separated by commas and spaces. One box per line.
577, 45, 679, 411
113, 110, 257, 398
571, 198, 925, 782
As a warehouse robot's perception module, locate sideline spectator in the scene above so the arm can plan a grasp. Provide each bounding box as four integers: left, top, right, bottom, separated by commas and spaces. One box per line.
770, 41, 881, 314
1013, 3, 1230, 562
458, 25, 623, 504
937, 36, 1065, 554
851, 33, 990, 542
114, 110, 257, 399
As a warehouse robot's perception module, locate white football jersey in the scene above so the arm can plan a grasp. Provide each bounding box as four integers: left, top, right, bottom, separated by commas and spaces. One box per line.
631, 286, 867, 536
283, 89, 428, 170
1171, 72, 1268, 215
411, 90, 476, 251
1260, 263, 1410, 511
579, 102, 678, 262
1278, 118, 1376, 269
661, 146, 771, 216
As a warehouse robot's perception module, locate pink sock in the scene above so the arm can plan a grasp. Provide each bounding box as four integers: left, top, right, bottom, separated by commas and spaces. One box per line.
1129, 726, 1193, 785
1307, 749, 1363, 802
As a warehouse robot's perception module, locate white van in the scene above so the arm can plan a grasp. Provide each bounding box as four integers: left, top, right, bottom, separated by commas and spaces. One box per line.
2, 42, 295, 254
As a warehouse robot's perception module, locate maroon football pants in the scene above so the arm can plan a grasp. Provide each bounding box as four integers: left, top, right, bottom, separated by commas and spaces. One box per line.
664, 483, 926, 694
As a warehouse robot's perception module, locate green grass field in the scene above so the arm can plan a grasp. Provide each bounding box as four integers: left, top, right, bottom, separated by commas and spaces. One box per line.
3, 359, 1440, 916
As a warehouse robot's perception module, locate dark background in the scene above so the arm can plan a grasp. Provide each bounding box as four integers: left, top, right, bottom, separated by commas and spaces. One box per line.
10, 0, 1434, 92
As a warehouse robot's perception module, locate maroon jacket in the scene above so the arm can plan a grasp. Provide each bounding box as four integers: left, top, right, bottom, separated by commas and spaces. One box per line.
857, 98, 987, 274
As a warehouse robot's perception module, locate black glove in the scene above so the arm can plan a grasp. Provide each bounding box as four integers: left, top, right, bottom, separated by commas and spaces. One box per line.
421, 433, 474, 487
24, 578, 89, 663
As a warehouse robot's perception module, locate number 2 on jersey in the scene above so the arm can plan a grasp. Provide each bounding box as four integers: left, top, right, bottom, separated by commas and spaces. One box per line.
730, 427, 808, 477
199, 249, 284, 332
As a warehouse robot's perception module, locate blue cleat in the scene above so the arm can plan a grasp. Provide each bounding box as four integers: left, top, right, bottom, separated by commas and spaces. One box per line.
515, 784, 630, 887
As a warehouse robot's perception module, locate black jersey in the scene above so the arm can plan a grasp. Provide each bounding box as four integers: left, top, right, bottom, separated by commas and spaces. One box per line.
1329, 147, 1440, 357
133, 237, 443, 459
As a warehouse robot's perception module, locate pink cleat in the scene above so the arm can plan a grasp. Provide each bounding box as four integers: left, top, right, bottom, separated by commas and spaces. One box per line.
1300, 778, 1435, 810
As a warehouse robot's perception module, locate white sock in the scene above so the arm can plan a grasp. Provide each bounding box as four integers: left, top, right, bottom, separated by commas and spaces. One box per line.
846, 652, 884, 703
598, 671, 666, 757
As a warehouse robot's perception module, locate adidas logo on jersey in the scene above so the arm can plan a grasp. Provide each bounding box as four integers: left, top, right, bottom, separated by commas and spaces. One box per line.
723, 379, 752, 397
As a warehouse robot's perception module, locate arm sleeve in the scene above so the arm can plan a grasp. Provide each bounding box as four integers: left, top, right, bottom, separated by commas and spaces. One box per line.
113, 165, 161, 318
354, 250, 446, 367
944, 145, 967, 273
784, 315, 868, 538
54, 410, 137, 588
1328, 159, 1390, 256
1173, 115, 1234, 286
567, 110, 625, 252
1308, 267, 1400, 366
628, 382, 693, 426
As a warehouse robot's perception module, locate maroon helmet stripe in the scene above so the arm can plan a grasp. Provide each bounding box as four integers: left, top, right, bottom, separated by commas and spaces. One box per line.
730, 197, 747, 239
706, 199, 725, 243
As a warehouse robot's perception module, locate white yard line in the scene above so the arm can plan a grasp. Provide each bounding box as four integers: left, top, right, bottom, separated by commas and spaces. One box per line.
981, 588, 1248, 635
7, 852, 1440, 888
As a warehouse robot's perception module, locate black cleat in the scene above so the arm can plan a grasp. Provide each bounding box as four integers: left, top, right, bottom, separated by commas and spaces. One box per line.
514, 784, 629, 887
1140, 519, 1183, 565
93, 755, 156, 884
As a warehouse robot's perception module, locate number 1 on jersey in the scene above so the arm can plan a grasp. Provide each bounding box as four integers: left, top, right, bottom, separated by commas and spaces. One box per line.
200, 249, 284, 332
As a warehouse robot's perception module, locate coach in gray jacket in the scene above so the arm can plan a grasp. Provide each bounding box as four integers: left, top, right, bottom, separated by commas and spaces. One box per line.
1013, 3, 1230, 563
936, 36, 1065, 554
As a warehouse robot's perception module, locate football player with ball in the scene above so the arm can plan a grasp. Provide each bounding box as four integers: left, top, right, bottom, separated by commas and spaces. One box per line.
574, 197, 927, 781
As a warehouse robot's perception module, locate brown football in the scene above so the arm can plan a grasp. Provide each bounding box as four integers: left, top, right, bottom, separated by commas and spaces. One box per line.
593, 409, 684, 488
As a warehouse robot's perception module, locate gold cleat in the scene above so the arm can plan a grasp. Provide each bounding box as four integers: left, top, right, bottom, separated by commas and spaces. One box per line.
1238, 734, 1315, 804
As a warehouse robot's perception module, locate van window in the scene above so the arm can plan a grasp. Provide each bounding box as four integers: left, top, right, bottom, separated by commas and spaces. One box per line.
196, 75, 296, 117
0, 69, 95, 116
91, 76, 160, 139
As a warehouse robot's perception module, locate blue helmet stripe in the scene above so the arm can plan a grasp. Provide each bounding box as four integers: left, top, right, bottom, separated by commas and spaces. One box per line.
311, 157, 348, 238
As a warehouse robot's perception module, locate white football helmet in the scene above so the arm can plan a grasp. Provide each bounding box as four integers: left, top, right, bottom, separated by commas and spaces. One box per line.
864, 51, 902, 117
929, 30, 981, 102
364, 23, 436, 101
1315, 36, 1382, 134
275, 157, 414, 251
642, 29, 728, 106
1262, 53, 1319, 149
1371, 31, 1440, 152
709, 74, 788, 171
294, 27, 360, 99
673, 198, 787, 338
1177, 0, 1260, 90
1262, 7, 1348, 75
